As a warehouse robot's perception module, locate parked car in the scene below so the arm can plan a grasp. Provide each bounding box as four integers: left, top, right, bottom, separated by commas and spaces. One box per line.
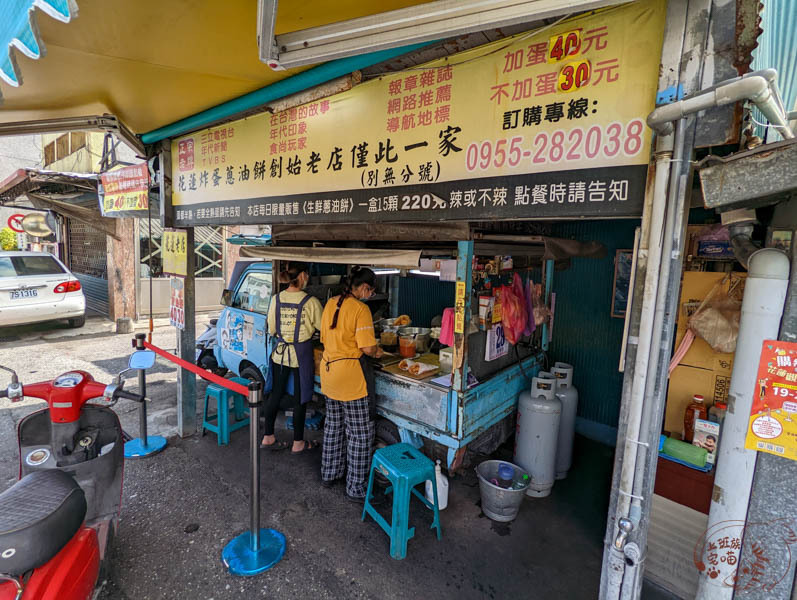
0, 251, 86, 328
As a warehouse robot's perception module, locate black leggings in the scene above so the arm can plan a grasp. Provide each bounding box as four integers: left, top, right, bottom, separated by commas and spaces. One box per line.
263, 363, 307, 442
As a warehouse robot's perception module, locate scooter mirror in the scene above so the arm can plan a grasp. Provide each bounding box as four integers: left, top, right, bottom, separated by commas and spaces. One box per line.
129, 350, 156, 370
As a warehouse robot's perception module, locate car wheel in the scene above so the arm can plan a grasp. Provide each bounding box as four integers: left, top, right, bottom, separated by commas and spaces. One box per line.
199, 352, 227, 377
68, 315, 86, 328
240, 364, 265, 387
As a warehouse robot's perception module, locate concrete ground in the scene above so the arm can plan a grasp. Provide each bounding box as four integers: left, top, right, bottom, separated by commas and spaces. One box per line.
0, 320, 679, 600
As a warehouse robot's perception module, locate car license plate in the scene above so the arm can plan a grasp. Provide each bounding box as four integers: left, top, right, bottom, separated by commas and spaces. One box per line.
10, 289, 37, 300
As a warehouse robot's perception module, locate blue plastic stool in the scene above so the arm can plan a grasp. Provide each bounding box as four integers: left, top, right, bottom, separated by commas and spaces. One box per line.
362, 443, 442, 560
202, 377, 250, 445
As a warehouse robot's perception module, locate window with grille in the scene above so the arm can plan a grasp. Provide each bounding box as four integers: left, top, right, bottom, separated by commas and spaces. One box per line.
140, 224, 223, 279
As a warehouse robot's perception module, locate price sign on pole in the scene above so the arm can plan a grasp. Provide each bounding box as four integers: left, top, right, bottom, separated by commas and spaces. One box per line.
745, 340, 797, 461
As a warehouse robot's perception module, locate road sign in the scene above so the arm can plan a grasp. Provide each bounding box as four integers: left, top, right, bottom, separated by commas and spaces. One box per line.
7, 214, 25, 233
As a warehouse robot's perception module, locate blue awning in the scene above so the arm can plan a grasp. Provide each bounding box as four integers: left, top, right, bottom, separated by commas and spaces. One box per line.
1, 0, 77, 94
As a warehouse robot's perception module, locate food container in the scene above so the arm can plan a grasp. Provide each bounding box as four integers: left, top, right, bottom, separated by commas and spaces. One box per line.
398, 327, 431, 354
375, 316, 411, 333
380, 329, 399, 353
439, 347, 454, 374
399, 336, 416, 358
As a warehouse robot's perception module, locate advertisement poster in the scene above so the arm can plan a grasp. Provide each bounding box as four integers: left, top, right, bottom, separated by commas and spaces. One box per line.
169, 277, 185, 330
172, 0, 665, 226
744, 340, 797, 461
162, 229, 188, 277
485, 324, 510, 362
100, 163, 149, 216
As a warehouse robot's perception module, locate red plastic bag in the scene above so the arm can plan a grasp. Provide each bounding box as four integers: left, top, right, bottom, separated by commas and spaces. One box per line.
501, 273, 528, 345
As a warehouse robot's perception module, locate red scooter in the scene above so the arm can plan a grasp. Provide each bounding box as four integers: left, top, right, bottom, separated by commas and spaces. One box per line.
0, 354, 150, 600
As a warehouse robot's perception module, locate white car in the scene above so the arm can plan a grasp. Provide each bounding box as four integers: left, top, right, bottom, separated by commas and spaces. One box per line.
0, 251, 86, 328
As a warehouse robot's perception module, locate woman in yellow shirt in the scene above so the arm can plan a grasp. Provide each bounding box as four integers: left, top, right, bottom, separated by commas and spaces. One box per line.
261, 262, 323, 453
320, 267, 383, 502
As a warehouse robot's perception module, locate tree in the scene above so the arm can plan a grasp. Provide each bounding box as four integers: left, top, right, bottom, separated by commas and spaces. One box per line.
0, 227, 18, 251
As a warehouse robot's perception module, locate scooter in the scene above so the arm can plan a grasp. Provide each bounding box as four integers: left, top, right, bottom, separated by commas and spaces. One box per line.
0, 351, 151, 600
196, 318, 226, 376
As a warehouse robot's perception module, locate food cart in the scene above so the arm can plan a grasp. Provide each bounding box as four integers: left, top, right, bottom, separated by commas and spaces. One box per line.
215, 222, 604, 469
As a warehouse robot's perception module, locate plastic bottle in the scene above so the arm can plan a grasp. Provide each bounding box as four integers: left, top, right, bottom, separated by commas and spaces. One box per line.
659, 435, 708, 468
497, 463, 515, 488
425, 459, 449, 510
511, 474, 531, 490
683, 394, 708, 442
709, 401, 727, 427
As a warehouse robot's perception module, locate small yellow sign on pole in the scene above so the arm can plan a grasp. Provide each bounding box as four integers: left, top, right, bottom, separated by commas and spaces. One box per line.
162, 229, 188, 277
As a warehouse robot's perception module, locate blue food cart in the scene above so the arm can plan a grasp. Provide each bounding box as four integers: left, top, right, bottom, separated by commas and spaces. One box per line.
214, 224, 582, 469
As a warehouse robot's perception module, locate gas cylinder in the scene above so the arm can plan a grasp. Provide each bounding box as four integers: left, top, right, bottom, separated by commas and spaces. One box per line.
514, 373, 561, 498
552, 362, 579, 480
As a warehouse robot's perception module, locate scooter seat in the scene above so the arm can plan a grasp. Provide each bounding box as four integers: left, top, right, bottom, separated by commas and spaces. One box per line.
0, 470, 86, 576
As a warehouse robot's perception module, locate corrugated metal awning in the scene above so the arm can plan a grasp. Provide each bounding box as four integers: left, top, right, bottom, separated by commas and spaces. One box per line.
239, 246, 421, 268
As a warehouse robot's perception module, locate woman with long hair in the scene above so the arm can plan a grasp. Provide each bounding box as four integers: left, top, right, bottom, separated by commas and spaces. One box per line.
319, 266, 384, 502
261, 262, 323, 453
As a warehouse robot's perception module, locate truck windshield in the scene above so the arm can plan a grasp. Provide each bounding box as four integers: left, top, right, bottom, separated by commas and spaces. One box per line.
233, 272, 272, 314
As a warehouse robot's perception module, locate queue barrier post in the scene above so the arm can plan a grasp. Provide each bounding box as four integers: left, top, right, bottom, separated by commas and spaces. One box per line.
124, 333, 167, 458
221, 381, 286, 575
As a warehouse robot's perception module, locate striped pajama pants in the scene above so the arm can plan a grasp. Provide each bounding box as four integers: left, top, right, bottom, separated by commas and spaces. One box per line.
321, 396, 374, 498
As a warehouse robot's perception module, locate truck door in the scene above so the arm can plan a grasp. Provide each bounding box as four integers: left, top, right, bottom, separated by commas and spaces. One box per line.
216, 267, 272, 377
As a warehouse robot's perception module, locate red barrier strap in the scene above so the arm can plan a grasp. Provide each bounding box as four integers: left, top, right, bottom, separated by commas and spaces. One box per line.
143, 341, 250, 396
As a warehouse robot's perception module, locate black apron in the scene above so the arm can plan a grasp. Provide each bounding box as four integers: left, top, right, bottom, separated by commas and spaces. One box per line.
267, 292, 314, 406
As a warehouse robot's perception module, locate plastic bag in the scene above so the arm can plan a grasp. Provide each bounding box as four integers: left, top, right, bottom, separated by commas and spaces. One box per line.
501, 273, 528, 345
530, 281, 550, 327
688, 274, 743, 354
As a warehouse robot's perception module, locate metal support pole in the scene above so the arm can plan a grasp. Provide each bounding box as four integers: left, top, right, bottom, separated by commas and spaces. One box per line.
221, 380, 286, 576
124, 333, 167, 458
249, 382, 262, 553
542, 259, 554, 351
176, 227, 197, 437
136, 333, 148, 448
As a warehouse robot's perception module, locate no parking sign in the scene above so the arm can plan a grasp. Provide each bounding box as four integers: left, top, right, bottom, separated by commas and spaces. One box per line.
7, 214, 25, 233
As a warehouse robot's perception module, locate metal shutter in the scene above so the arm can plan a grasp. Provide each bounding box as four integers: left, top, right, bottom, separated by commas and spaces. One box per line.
67, 220, 109, 316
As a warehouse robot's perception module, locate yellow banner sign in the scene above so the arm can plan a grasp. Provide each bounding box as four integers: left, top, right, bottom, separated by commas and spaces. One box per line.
162, 229, 188, 277
100, 163, 149, 215
745, 340, 797, 461
172, 0, 665, 226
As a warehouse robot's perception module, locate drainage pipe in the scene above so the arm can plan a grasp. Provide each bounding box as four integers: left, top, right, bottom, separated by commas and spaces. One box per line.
728, 223, 758, 269
647, 70, 794, 140
696, 249, 790, 599
611, 127, 674, 547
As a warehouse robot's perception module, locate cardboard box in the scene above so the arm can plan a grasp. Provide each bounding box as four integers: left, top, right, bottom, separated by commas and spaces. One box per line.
665, 365, 732, 435
673, 272, 745, 374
